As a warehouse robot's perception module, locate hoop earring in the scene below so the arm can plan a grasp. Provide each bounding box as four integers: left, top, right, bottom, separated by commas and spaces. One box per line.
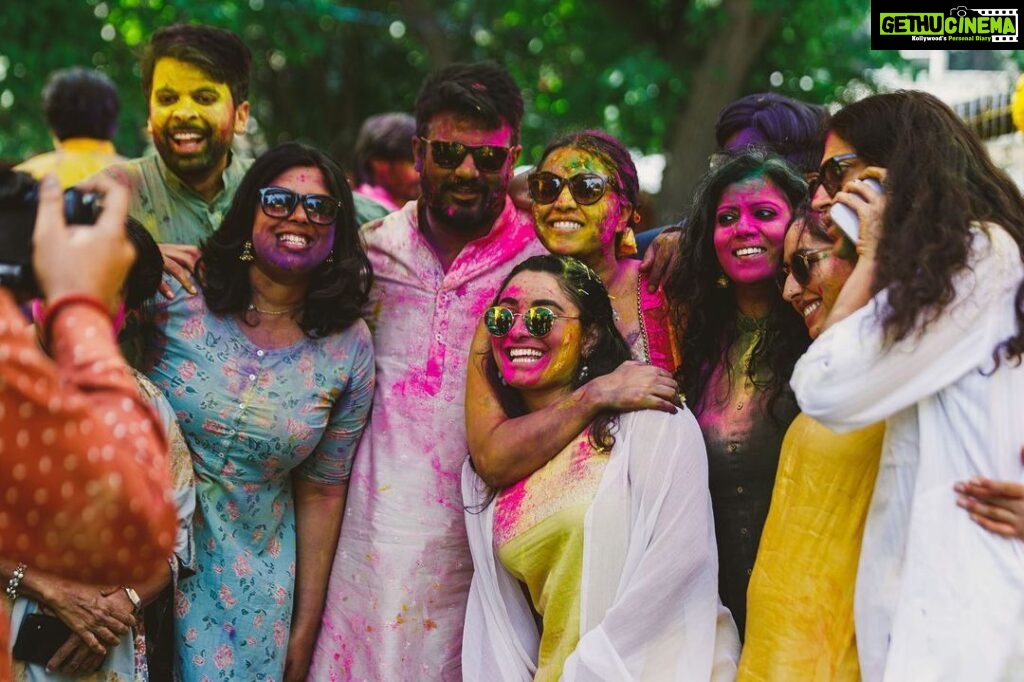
240, 241, 255, 263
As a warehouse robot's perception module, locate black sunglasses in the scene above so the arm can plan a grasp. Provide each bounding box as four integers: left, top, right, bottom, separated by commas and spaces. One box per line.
527, 172, 615, 206
484, 306, 579, 338
258, 187, 341, 225
809, 153, 860, 198
780, 249, 831, 288
419, 137, 511, 172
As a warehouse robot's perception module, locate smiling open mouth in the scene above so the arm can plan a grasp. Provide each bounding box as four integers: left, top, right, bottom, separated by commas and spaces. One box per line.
508, 348, 544, 364
278, 233, 311, 249
549, 220, 583, 233
802, 300, 821, 318
733, 246, 767, 257
169, 129, 207, 153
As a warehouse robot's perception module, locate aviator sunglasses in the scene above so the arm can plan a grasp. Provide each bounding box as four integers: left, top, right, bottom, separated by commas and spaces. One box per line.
527, 172, 614, 206
484, 306, 580, 338
809, 153, 861, 198
780, 249, 831, 287
419, 137, 511, 172
258, 187, 341, 225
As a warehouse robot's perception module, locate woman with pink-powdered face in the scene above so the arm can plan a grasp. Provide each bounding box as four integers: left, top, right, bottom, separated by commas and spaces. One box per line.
462, 254, 738, 681
664, 148, 811, 639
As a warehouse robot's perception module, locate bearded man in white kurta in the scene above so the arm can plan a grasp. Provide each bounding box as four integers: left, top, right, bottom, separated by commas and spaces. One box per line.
308, 62, 546, 681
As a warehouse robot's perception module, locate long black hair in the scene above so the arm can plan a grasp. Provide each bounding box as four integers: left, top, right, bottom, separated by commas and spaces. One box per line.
199, 142, 372, 338
666, 148, 810, 419
482, 254, 631, 452
829, 91, 1024, 362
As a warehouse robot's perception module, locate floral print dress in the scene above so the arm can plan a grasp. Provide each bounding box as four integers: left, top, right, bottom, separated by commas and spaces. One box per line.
142, 280, 374, 681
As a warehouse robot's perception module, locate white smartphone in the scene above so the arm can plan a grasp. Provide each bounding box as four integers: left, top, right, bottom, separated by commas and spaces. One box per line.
829, 177, 883, 242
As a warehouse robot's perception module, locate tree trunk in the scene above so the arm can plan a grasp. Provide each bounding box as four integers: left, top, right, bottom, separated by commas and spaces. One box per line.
655, 0, 781, 224
401, 0, 455, 67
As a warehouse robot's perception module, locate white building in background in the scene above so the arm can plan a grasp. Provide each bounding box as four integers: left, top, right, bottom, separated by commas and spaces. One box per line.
872, 50, 1024, 187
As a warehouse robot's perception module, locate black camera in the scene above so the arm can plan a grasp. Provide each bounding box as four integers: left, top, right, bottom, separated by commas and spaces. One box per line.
0, 170, 101, 296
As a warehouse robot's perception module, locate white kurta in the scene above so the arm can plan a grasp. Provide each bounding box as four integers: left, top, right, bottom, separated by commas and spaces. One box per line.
791, 224, 1024, 682
309, 199, 547, 681
462, 409, 740, 681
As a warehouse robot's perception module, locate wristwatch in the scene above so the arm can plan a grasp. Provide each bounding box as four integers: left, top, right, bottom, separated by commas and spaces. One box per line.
122, 586, 143, 613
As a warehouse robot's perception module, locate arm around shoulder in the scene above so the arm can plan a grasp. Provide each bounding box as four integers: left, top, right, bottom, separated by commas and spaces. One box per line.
465, 320, 605, 487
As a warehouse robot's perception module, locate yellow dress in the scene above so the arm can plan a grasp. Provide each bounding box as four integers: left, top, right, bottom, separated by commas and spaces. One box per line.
739, 413, 884, 682
494, 433, 608, 681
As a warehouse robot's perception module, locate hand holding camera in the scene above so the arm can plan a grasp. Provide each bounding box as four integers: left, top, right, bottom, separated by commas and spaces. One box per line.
31, 173, 137, 311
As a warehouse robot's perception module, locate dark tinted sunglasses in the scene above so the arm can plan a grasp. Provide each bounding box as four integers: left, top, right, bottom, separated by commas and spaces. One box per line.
527, 172, 613, 206
419, 137, 510, 172
484, 306, 579, 338
809, 153, 860, 198
780, 249, 831, 287
258, 187, 341, 225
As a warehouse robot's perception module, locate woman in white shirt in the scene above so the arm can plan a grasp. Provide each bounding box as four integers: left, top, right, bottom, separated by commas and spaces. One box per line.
790, 90, 1024, 682
462, 254, 738, 681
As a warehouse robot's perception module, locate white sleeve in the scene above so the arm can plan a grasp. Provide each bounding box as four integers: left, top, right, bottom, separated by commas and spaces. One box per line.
563, 410, 740, 681
460, 460, 538, 682
791, 226, 1023, 432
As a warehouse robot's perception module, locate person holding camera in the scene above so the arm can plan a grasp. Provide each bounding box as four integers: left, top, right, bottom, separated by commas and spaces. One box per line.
0, 171, 177, 675
2, 219, 196, 681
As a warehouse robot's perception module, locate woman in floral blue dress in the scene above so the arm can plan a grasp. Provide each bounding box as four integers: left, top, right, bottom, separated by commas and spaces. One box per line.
141, 143, 374, 681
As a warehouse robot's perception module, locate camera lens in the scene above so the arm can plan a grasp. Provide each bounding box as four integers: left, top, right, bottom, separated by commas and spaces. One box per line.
63, 189, 101, 225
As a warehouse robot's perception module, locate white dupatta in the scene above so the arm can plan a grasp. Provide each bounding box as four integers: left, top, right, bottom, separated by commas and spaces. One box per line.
462, 409, 740, 681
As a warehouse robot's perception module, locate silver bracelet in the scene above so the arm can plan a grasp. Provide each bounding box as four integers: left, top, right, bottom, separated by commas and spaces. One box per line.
5, 563, 26, 601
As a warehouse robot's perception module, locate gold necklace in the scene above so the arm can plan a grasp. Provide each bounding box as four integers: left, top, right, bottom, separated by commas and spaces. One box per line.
247, 302, 300, 316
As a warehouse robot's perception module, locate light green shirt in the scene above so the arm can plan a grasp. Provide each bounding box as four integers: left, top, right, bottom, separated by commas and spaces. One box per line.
105, 152, 252, 245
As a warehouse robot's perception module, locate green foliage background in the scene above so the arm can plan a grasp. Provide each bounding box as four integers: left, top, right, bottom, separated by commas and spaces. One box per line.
1, 0, 900, 214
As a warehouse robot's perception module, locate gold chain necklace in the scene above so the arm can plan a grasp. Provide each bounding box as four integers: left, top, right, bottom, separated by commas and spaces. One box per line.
247, 302, 300, 316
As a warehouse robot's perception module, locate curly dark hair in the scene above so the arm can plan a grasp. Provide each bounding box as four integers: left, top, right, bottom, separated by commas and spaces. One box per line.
199, 142, 372, 338
828, 91, 1024, 362
482, 254, 631, 452
42, 67, 119, 141
666, 149, 810, 419
414, 61, 524, 144
141, 23, 251, 105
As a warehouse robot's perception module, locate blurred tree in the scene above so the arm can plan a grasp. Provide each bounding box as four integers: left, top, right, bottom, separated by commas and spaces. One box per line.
0, 0, 897, 218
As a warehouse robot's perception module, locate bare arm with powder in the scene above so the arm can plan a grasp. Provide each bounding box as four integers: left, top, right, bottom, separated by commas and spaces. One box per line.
466, 321, 679, 488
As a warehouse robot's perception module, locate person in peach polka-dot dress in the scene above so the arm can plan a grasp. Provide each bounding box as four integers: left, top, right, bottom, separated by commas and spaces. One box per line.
0, 170, 178, 677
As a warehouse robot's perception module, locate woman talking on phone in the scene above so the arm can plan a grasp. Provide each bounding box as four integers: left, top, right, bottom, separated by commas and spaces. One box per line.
791, 91, 1024, 681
